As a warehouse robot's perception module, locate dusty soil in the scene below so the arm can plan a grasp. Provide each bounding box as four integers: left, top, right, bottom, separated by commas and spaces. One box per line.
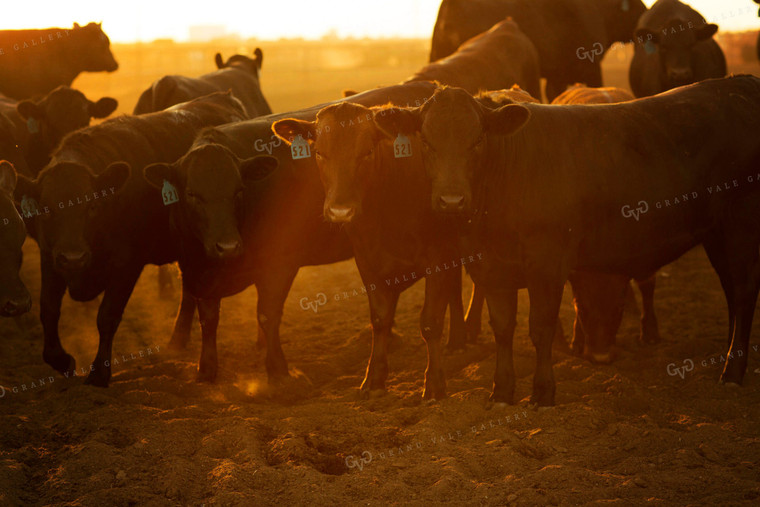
1, 236, 759, 506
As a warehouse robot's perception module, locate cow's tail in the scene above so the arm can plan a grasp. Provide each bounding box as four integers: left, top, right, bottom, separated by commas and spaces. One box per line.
133, 76, 177, 114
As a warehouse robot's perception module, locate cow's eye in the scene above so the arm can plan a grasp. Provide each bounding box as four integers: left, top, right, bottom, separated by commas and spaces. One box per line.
363, 148, 373, 159
420, 137, 431, 151
315, 151, 323, 161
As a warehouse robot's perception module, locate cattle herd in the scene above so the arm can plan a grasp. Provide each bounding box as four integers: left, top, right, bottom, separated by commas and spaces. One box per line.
0, 0, 758, 408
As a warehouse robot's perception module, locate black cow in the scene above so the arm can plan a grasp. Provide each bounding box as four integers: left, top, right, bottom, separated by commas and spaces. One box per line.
0, 161, 31, 317
14, 86, 118, 176
0, 23, 118, 100
134, 49, 271, 118
429, 0, 646, 101
14, 92, 247, 386
408, 19, 540, 99
630, 0, 726, 97
375, 77, 760, 406
139, 82, 463, 387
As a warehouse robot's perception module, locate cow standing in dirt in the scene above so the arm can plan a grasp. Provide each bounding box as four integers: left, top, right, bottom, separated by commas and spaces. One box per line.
14, 92, 247, 386
373, 77, 760, 406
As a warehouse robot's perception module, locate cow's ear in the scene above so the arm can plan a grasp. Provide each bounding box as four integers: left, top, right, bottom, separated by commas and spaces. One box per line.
635, 28, 659, 45
372, 107, 422, 139
214, 53, 225, 69
484, 104, 531, 136
73, 22, 81, 29
272, 119, 317, 145
13, 173, 39, 204
254, 48, 263, 69
96, 161, 130, 192
0, 160, 17, 196
240, 155, 278, 185
696, 23, 718, 41
143, 162, 178, 189
17, 100, 44, 120
89, 97, 118, 118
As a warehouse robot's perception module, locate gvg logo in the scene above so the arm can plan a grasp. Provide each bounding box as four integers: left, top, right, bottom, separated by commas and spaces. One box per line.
667, 358, 695, 379
576, 42, 604, 62
299, 293, 327, 313
621, 200, 649, 221
254, 134, 283, 155
345, 451, 372, 471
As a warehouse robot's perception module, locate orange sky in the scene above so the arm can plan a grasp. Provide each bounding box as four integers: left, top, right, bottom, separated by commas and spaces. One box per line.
1, 0, 758, 42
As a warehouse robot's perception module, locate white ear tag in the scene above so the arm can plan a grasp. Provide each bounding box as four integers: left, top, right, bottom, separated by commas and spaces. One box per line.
394, 134, 412, 158
20, 195, 40, 217
162, 180, 179, 206
27, 117, 39, 134
290, 134, 311, 160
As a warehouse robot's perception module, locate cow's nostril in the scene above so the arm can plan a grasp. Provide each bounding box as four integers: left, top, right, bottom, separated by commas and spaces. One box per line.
216, 241, 241, 255
3, 300, 18, 313
328, 207, 355, 222
439, 195, 465, 209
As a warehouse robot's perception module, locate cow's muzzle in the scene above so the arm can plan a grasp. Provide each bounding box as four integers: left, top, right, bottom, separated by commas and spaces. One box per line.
210, 239, 243, 260
436, 194, 467, 213
55, 250, 92, 272
0, 290, 32, 317
326, 206, 356, 223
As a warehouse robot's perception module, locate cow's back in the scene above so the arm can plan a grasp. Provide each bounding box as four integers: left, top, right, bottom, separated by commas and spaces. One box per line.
552, 85, 635, 104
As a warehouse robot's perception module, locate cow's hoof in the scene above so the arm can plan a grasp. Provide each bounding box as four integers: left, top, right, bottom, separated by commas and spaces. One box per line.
168, 334, 190, 351
422, 383, 446, 401
529, 380, 555, 407
196, 366, 217, 383
465, 320, 481, 343
358, 388, 386, 400
84, 371, 110, 387
446, 341, 467, 354
488, 390, 514, 405
591, 352, 613, 364
488, 401, 510, 410
44, 352, 76, 375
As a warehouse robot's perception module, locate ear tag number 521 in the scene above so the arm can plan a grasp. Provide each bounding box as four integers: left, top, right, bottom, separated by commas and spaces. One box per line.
394, 134, 412, 158
291, 135, 311, 160
162, 180, 179, 206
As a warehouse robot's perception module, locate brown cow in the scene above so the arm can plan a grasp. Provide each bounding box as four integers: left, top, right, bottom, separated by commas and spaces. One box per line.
551, 84, 635, 104
407, 19, 540, 99
0, 161, 31, 317
0, 23, 118, 100
273, 101, 464, 399
373, 77, 760, 406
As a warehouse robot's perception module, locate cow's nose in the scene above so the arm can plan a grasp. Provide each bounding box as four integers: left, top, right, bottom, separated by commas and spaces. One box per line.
56, 251, 90, 271
327, 206, 355, 222
438, 194, 465, 211
668, 69, 693, 84
215, 240, 242, 258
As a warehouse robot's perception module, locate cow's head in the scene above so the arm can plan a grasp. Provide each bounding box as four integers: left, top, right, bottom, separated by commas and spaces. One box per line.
0, 114, 31, 177
16, 161, 130, 274
636, 18, 719, 88
144, 144, 277, 261
273, 103, 384, 223
373, 87, 530, 215
0, 161, 31, 317
603, 0, 647, 44
70, 22, 119, 72
430, 0, 494, 62
214, 48, 264, 77
17, 86, 117, 154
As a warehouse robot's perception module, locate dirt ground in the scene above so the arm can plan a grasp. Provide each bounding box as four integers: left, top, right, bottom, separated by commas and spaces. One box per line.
1, 41, 760, 506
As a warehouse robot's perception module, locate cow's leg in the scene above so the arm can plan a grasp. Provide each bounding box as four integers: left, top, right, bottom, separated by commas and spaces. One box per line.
421, 274, 453, 399
465, 282, 485, 342
703, 238, 737, 349
256, 268, 298, 383
525, 244, 569, 407
196, 297, 220, 382
635, 273, 661, 344
168, 279, 196, 350
85, 266, 143, 387
157, 264, 174, 299
40, 255, 75, 374
361, 287, 400, 393
446, 265, 467, 351
717, 229, 760, 385
486, 287, 518, 404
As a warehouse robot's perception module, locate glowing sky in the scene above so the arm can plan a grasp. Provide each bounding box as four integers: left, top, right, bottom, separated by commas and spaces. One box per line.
1, 0, 758, 42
